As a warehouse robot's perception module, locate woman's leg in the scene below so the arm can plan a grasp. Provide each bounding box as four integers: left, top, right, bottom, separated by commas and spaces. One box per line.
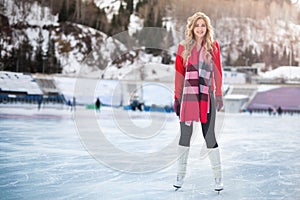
174, 122, 193, 190
201, 96, 218, 148
201, 95, 223, 192
179, 122, 193, 147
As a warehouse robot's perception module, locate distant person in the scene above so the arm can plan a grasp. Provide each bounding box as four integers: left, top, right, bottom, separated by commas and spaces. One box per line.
137, 102, 143, 111
67, 99, 71, 106
248, 109, 253, 115
95, 98, 101, 112
277, 106, 283, 116
173, 12, 224, 192
268, 107, 273, 116
72, 96, 76, 111
37, 97, 43, 110
272, 107, 277, 115
130, 93, 140, 111
67, 99, 72, 111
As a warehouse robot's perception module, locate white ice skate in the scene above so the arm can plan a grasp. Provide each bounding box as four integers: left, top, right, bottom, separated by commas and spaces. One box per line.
208, 148, 224, 194
173, 175, 185, 191
214, 178, 224, 192
173, 146, 189, 191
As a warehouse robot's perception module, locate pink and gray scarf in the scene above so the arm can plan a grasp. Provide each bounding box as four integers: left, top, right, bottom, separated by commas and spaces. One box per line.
179, 45, 213, 123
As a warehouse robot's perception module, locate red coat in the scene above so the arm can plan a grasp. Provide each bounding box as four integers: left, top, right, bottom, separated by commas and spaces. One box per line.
174, 41, 223, 122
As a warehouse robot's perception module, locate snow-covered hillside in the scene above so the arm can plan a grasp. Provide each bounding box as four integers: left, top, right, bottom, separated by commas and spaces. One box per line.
3, 0, 58, 26
0, 0, 132, 76
0, 0, 300, 79
94, 0, 139, 21
215, 17, 300, 62
261, 66, 300, 80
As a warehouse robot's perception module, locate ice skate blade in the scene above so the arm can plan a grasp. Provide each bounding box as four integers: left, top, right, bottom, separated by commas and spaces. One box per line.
173, 185, 181, 191
215, 188, 223, 195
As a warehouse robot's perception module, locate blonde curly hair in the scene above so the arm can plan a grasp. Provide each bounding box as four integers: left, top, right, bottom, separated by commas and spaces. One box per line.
182, 12, 214, 62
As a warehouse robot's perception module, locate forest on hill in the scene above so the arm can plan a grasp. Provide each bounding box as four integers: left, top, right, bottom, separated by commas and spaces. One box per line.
0, 0, 299, 75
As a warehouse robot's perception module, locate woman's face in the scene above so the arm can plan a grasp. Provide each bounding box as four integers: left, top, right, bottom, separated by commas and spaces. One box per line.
193, 18, 207, 40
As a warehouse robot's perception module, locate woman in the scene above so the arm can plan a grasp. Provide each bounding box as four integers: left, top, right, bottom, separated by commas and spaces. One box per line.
173, 11, 224, 192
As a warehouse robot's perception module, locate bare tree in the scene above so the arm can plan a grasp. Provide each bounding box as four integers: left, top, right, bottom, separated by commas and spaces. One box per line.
75, 0, 81, 22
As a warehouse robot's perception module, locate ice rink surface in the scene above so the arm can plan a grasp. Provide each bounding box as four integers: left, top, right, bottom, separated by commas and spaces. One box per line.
1, 107, 300, 200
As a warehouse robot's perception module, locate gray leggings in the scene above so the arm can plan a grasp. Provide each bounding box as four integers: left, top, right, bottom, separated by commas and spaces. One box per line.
179, 94, 218, 149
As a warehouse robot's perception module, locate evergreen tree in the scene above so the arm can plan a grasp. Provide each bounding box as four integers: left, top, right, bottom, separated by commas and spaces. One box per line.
33, 29, 45, 73
262, 44, 272, 68
108, 3, 130, 36
45, 35, 52, 74
69, 0, 77, 21
253, 49, 259, 64
72, 0, 79, 22
58, 0, 68, 22
233, 53, 245, 66
109, 14, 120, 35
280, 47, 289, 66
0, 45, 4, 71
16, 38, 33, 73
244, 45, 256, 66
225, 52, 232, 66
126, 0, 134, 14
155, 10, 163, 27
46, 35, 61, 74
0, 51, 15, 72
291, 45, 298, 66
94, 8, 108, 32
144, 6, 155, 27
135, 0, 148, 12
270, 44, 279, 68
118, 3, 130, 31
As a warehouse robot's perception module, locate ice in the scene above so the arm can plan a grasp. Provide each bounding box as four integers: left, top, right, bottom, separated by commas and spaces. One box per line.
0, 107, 300, 200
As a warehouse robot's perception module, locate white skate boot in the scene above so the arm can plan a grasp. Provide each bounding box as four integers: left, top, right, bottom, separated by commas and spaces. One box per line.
208, 148, 224, 193
214, 177, 224, 192
173, 145, 190, 191
173, 175, 185, 190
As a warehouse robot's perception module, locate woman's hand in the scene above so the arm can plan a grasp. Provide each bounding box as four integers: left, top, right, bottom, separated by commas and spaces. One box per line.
215, 95, 224, 111
174, 99, 181, 116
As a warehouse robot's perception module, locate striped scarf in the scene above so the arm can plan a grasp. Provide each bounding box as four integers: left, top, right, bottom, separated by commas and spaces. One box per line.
179, 45, 213, 123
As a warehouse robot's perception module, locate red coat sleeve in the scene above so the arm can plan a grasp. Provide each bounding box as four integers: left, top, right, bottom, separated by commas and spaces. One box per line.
174, 44, 185, 100
212, 41, 223, 96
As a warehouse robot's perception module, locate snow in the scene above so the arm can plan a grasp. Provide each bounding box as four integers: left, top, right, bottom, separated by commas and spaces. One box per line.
3, 0, 58, 26
60, 53, 82, 75
256, 85, 280, 92
94, 0, 122, 21
0, 71, 43, 95
261, 66, 300, 80
128, 14, 144, 36
215, 17, 300, 61
223, 94, 248, 100
290, 0, 300, 7
94, 0, 140, 22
